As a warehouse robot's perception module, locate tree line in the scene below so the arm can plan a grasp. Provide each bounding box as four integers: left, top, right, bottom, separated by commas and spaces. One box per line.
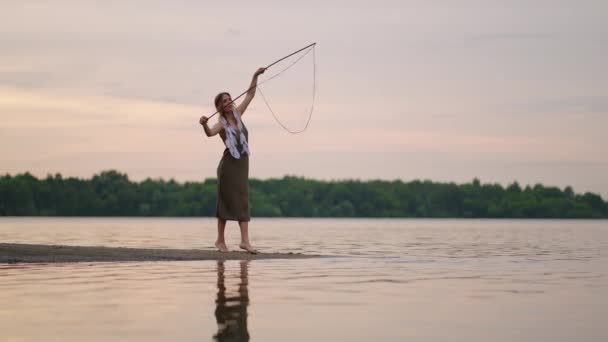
0, 170, 606, 218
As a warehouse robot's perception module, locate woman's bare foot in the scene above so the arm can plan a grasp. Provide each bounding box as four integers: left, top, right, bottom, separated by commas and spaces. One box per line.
215, 241, 229, 253
239, 243, 258, 254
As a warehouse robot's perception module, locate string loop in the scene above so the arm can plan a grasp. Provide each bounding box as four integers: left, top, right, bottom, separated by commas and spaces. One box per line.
258, 45, 316, 134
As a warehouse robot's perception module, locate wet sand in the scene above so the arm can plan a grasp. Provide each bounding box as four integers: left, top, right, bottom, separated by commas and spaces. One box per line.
0, 243, 319, 263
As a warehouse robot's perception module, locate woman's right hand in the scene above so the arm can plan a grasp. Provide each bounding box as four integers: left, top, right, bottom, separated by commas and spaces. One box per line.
199, 115, 209, 126
253, 67, 266, 77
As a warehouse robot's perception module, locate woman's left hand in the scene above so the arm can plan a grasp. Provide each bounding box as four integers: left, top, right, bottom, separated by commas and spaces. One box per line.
254, 67, 266, 77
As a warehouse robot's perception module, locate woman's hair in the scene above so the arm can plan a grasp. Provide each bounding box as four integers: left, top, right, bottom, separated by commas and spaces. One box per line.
214, 92, 231, 116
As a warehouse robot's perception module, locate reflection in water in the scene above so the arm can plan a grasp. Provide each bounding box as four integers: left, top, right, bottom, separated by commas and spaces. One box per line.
214, 261, 250, 341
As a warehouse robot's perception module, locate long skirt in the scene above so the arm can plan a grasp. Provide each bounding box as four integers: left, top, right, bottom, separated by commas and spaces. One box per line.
216, 151, 250, 221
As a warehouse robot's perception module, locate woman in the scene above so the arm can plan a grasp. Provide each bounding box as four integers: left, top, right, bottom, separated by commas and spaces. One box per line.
200, 67, 266, 253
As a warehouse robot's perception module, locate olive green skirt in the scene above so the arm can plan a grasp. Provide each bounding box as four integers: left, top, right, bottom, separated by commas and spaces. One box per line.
216, 150, 250, 221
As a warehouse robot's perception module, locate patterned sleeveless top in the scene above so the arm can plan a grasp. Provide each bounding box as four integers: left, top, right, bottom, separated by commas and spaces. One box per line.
219, 111, 249, 159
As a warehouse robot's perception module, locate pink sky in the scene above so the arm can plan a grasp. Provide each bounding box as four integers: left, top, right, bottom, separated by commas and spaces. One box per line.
1, 1, 607, 196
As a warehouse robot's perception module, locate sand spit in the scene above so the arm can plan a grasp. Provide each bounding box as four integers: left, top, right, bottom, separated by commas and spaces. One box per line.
0, 243, 320, 263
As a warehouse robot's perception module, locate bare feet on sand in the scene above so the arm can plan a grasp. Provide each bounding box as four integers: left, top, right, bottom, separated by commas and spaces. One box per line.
239, 243, 258, 254
215, 241, 229, 253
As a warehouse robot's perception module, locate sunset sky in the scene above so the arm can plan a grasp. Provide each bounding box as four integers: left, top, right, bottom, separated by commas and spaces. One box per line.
1, 1, 607, 196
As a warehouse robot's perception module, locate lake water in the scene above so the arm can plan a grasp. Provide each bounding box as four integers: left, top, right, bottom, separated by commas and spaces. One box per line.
1, 218, 607, 341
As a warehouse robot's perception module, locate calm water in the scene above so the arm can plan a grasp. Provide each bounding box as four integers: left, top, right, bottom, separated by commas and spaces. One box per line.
1, 218, 607, 341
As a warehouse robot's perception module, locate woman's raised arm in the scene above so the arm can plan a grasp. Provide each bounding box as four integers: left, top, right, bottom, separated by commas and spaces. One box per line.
236, 67, 266, 116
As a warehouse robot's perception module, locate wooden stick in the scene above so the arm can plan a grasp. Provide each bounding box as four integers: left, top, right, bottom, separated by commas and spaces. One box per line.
207, 43, 316, 119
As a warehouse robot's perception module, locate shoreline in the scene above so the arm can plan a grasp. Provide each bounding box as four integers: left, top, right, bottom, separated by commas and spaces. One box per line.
0, 243, 319, 263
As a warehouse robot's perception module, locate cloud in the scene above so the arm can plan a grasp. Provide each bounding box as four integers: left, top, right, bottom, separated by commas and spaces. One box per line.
0, 70, 58, 89
0, 87, 202, 129
466, 32, 559, 46
501, 96, 608, 116
225, 28, 244, 37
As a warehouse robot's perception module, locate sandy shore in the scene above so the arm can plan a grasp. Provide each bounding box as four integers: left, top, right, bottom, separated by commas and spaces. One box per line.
0, 243, 319, 263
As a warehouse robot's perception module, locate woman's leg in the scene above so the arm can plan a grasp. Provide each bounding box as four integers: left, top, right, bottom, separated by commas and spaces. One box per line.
238, 220, 257, 254
215, 218, 229, 252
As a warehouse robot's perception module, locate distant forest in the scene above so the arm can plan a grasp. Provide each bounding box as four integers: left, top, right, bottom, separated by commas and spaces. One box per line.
1, 171, 606, 218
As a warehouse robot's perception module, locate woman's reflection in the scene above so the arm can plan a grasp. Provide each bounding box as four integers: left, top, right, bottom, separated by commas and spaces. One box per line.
214, 260, 250, 341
